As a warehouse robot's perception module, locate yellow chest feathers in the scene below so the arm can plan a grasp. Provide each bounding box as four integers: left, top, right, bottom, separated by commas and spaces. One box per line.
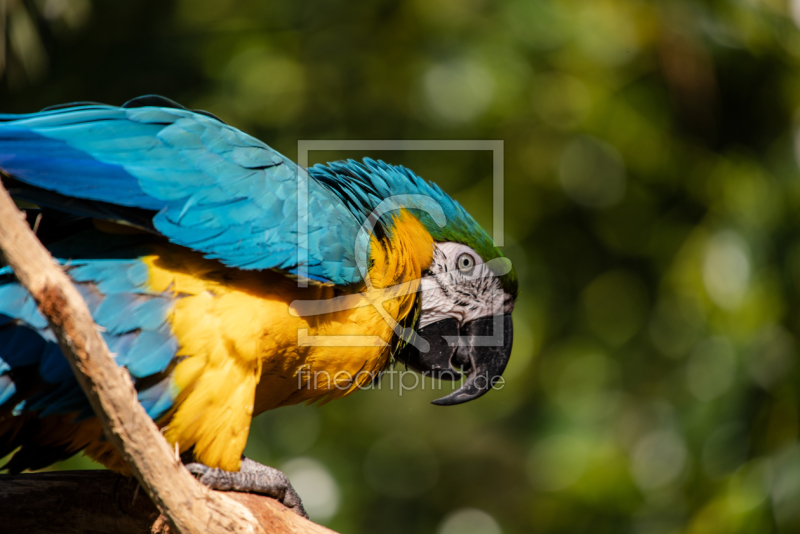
141, 210, 433, 470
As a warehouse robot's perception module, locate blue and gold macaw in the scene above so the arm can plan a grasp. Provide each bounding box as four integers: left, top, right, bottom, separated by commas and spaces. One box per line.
0, 96, 516, 513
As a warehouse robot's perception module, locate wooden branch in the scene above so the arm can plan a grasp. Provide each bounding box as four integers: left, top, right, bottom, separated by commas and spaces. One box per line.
1, 471, 160, 534
0, 182, 336, 534
1, 471, 334, 534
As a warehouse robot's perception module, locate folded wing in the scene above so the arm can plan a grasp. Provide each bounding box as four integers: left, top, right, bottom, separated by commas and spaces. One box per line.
0, 96, 364, 285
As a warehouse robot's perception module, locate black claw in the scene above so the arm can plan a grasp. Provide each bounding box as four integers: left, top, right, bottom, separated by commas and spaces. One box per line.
185, 459, 308, 518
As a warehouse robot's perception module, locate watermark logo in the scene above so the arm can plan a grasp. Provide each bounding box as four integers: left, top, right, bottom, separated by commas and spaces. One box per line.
296, 366, 507, 395
291, 140, 507, 350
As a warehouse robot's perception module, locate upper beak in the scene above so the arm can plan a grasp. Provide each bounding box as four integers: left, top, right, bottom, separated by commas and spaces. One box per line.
396, 314, 513, 405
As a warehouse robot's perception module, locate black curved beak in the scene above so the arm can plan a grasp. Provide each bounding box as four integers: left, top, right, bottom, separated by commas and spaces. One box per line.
396, 314, 513, 406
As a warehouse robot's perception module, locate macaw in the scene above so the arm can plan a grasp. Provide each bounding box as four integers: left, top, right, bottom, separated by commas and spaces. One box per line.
0, 95, 517, 514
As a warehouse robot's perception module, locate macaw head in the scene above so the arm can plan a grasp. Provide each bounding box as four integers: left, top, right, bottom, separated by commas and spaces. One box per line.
309, 158, 518, 406
404, 239, 516, 406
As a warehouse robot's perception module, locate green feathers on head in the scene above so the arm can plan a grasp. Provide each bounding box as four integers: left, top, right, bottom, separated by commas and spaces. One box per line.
309, 158, 518, 298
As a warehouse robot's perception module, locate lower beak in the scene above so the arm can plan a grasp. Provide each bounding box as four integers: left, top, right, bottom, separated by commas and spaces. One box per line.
396, 314, 514, 406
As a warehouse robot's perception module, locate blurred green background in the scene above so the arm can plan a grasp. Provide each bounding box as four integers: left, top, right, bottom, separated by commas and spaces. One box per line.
4, 0, 800, 533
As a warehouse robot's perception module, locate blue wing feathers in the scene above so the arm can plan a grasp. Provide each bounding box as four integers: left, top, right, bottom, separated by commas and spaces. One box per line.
93, 294, 149, 335
105, 331, 139, 365
0, 100, 372, 285
0, 375, 16, 407
0, 253, 179, 422
39, 387, 88, 417
126, 329, 179, 379
0, 322, 46, 370
39, 342, 72, 384
0, 284, 30, 317
137, 376, 176, 420
0, 128, 162, 209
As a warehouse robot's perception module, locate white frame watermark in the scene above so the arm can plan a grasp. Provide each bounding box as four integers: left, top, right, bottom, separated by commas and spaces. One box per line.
291, 140, 506, 350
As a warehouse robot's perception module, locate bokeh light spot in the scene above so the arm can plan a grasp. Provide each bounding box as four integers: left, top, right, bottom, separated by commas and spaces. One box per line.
702, 231, 750, 310
559, 136, 626, 209
527, 433, 590, 491
437, 508, 502, 534
728, 460, 772, 514
631, 429, 687, 491
533, 73, 592, 130
224, 47, 306, 126
540, 341, 621, 422
747, 325, 796, 391
281, 457, 340, 521
422, 59, 495, 124
685, 337, 737, 402
575, 2, 639, 66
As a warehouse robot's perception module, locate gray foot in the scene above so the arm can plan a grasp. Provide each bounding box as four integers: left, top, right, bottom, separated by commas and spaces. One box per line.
186, 457, 307, 518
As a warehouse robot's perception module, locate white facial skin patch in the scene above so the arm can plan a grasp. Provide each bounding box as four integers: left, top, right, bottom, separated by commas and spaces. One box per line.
418, 242, 514, 330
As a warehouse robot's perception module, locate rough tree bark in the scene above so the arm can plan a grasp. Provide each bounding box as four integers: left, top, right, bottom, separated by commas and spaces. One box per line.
0, 181, 336, 534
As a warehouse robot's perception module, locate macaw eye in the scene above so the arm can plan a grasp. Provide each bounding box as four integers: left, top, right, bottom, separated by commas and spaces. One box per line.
456, 253, 475, 274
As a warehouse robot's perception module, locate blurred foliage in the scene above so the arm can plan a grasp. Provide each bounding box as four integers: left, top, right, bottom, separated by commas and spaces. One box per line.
5, 0, 800, 533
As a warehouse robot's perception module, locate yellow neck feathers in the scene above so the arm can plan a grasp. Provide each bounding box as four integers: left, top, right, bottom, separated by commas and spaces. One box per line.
368, 209, 435, 325
117, 210, 436, 472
